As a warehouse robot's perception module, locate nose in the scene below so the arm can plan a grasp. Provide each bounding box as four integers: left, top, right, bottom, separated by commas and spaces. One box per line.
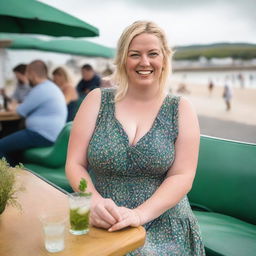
139, 54, 150, 66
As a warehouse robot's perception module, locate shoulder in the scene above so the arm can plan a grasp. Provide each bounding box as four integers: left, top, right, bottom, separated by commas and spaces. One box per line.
36, 80, 55, 91
177, 96, 199, 133
101, 87, 116, 95
46, 81, 65, 95
167, 94, 181, 105
78, 88, 101, 114
178, 97, 195, 112
167, 94, 195, 112
72, 89, 101, 131
65, 84, 76, 92
84, 88, 101, 103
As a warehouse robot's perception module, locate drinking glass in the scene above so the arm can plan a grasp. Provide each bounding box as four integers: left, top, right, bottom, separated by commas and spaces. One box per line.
68, 192, 91, 235
39, 213, 67, 253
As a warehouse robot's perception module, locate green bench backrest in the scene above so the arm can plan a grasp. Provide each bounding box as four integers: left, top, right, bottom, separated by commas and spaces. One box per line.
23, 122, 72, 167
47, 122, 72, 166
188, 135, 256, 225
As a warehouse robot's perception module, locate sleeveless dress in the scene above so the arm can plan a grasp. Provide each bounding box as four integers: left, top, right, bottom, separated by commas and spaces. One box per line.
88, 88, 205, 256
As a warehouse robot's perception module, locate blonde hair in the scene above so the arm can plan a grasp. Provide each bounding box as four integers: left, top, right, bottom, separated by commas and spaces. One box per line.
52, 67, 70, 83
113, 21, 172, 101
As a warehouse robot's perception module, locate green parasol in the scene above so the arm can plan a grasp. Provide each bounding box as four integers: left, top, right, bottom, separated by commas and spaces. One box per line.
0, 0, 99, 37
0, 34, 115, 58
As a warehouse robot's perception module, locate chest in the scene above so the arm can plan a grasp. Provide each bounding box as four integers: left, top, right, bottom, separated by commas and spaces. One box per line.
115, 101, 163, 146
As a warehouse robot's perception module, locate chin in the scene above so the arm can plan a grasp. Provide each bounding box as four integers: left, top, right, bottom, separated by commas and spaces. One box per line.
136, 79, 156, 87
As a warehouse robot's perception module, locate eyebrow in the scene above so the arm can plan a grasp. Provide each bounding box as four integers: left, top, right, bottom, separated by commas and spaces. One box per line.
128, 49, 160, 53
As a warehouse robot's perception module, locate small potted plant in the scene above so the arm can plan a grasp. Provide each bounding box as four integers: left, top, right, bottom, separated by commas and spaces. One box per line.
0, 158, 24, 215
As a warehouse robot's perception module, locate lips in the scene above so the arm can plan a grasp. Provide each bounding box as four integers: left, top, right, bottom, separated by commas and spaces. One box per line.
136, 70, 153, 75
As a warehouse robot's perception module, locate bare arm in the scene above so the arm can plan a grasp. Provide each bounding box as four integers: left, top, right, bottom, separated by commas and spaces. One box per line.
110, 97, 200, 230
65, 88, 121, 228
65, 88, 101, 196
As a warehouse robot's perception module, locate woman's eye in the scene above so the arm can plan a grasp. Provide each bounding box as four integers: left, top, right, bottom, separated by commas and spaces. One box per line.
149, 52, 159, 57
130, 54, 139, 57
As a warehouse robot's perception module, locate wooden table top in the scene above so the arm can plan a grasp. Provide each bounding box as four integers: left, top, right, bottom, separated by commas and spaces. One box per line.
0, 170, 146, 256
0, 111, 21, 121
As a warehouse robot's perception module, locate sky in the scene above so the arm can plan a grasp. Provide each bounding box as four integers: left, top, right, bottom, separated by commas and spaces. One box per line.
3, 0, 256, 73
39, 0, 256, 47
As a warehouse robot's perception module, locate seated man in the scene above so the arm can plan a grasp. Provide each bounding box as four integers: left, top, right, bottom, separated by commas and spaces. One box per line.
0, 64, 30, 111
0, 60, 67, 166
76, 64, 101, 97
12, 64, 31, 103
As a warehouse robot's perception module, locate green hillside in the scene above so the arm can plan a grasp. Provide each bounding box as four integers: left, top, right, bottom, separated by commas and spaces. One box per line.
173, 43, 256, 60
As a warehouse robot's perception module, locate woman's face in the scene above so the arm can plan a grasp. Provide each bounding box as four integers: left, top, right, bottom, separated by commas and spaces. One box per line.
53, 74, 62, 86
125, 33, 164, 89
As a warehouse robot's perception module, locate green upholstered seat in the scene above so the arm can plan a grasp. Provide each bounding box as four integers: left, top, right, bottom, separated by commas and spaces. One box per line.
23, 122, 72, 167
23, 122, 73, 192
194, 211, 256, 256
189, 136, 256, 255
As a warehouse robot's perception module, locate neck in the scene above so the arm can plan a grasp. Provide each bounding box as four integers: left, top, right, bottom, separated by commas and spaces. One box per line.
126, 84, 164, 102
35, 78, 47, 86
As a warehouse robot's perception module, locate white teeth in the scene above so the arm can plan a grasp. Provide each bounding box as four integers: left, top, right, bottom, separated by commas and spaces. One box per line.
137, 71, 152, 75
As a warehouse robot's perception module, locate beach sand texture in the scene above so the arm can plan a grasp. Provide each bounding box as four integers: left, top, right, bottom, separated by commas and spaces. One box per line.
170, 80, 256, 143
171, 80, 256, 126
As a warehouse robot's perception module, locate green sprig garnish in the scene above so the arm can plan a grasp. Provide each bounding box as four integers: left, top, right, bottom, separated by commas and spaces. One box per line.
78, 178, 92, 197
79, 178, 87, 192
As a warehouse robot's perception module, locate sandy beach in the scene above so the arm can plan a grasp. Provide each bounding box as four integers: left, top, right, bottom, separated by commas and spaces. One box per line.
170, 80, 256, 126
170, 80, 256, 143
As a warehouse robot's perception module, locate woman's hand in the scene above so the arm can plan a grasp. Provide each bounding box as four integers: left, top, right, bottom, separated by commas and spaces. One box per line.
90, 198, 122, 229
108, 207, 142, 232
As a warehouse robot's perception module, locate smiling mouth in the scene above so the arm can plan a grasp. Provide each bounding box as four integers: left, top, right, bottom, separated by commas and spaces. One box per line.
136, 70, 153, 75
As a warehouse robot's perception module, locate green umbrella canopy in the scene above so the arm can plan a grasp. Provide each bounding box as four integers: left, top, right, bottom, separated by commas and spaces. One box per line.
0, 34, 115, 59
0, 0, 99, 37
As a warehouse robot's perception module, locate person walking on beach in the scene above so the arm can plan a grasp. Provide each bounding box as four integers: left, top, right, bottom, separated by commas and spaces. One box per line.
66, 20, 205, 255
208, 79, 214, 96
223, 79, 233, 111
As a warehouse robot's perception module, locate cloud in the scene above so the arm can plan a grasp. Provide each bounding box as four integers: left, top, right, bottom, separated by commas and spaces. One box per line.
39, 0, 256, 47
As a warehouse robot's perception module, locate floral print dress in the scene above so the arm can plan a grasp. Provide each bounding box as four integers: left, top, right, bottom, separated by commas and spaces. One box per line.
87, 88, 205, 256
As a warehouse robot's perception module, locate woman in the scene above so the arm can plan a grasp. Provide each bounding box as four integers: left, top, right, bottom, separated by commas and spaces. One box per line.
66, 21, 205, 255
52, 67, 78, 121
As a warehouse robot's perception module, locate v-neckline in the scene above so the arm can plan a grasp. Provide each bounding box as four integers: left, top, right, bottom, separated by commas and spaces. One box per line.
113, 94, 169, 147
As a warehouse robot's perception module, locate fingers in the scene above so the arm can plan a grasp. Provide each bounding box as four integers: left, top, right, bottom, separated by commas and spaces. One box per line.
90, 198, 121, 229
90, 216, 112, 229
105, 202, 122, 222
108, 208, 141, 232
95, 204, 117, 225
108, 218, 130, 232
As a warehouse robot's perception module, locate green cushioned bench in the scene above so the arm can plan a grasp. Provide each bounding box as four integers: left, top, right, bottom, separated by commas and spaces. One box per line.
22, 122, 73, 192
189, 136, 256, 256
